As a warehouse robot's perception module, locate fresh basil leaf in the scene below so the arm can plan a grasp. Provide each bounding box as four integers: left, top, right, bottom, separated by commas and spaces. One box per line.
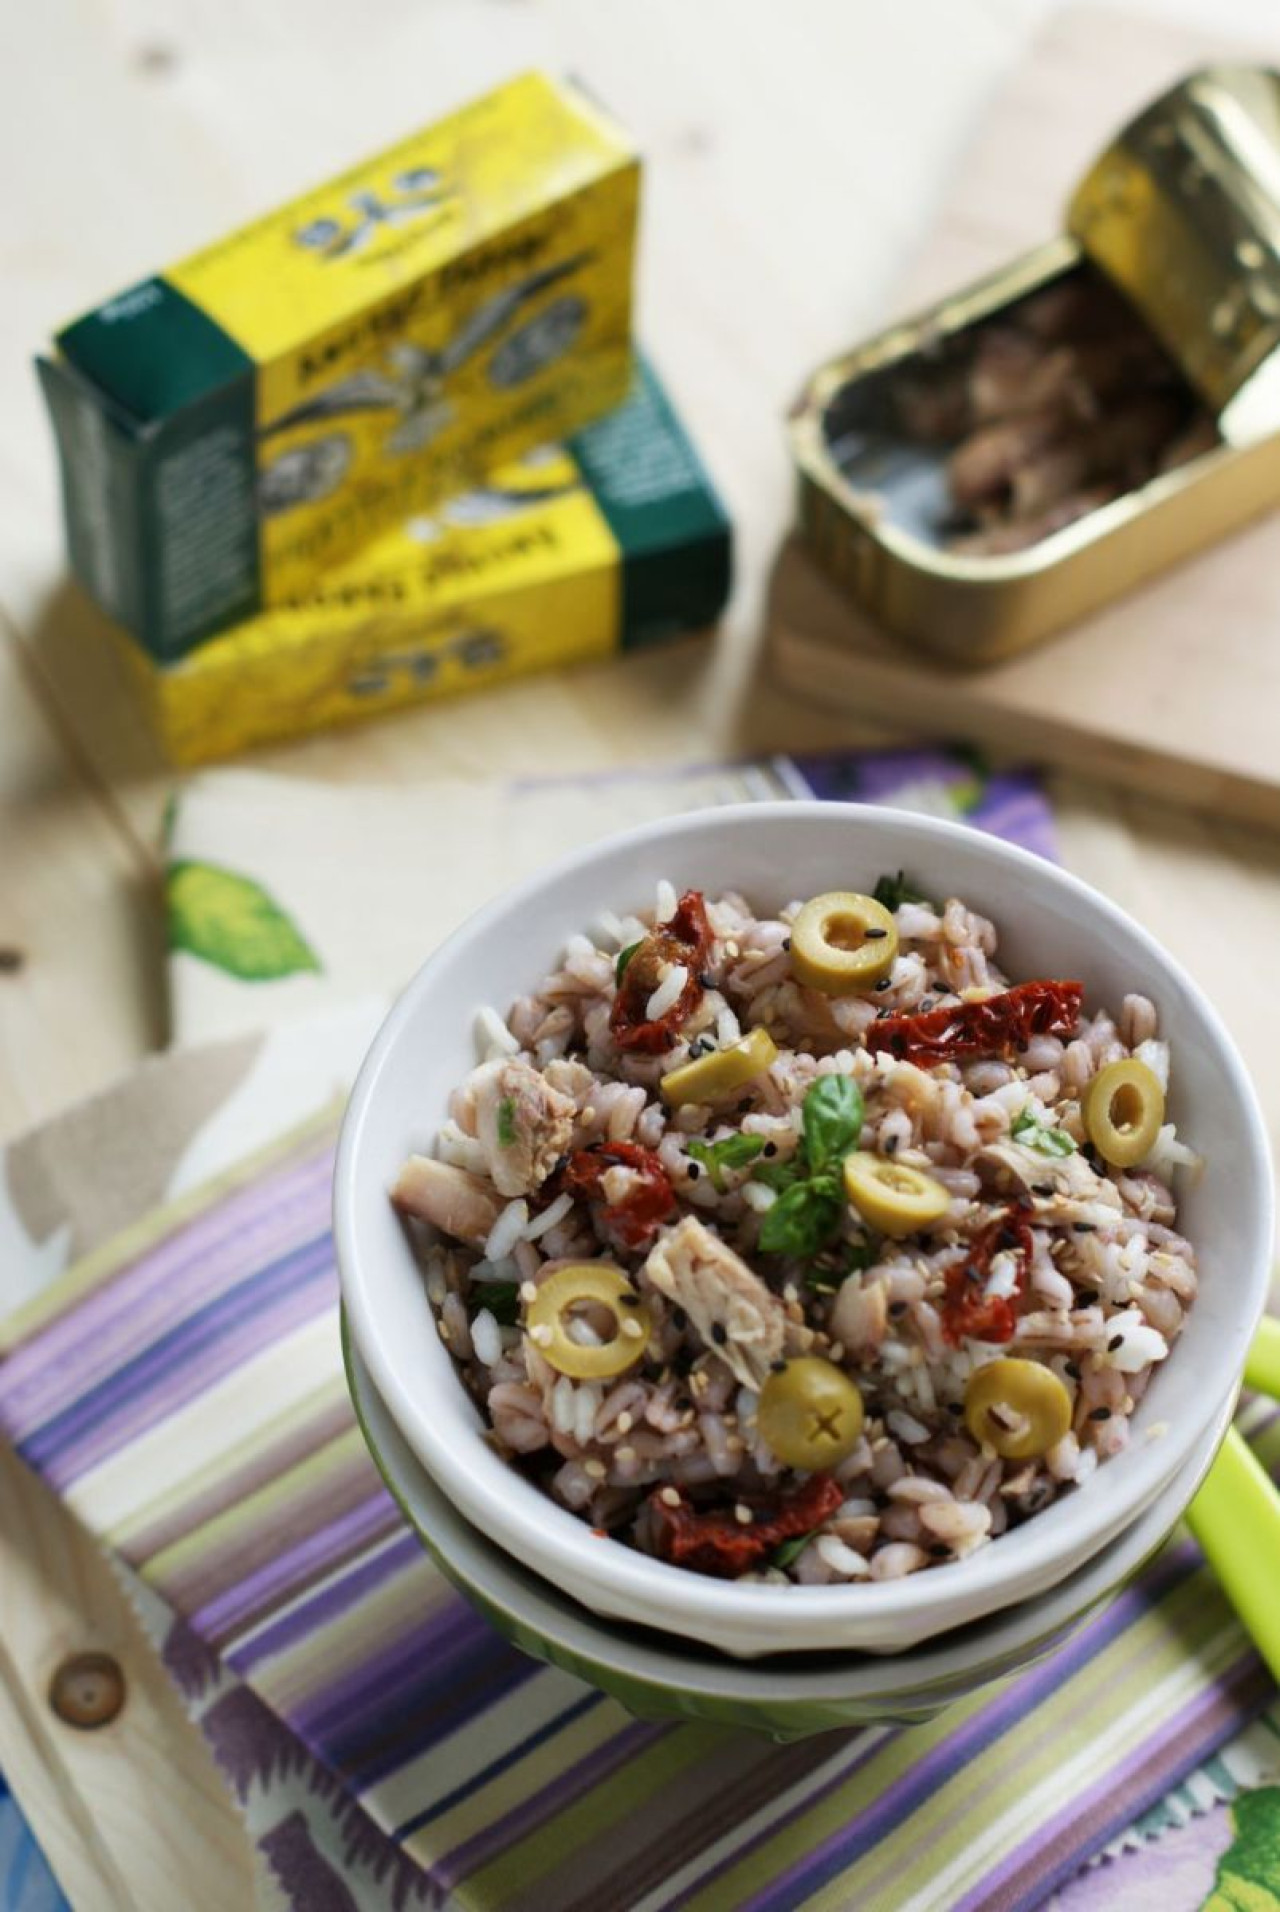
802, 1076, 864, 1172
1011, 1108, 1077, 1158
772, 1527, 822, 1570
872, 870, 936, 913
750, 1158, 803, 1193
496, 1096, 517, 1147
686, 1133, 766, 1193
804, 1232, 879, 1293
472, 1281, 520, 1326
758, 1181, 844, 1259
615, 941, 643, 984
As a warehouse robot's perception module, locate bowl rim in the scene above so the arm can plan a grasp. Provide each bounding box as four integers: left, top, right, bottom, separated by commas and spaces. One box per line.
335, 800, 1273, 1639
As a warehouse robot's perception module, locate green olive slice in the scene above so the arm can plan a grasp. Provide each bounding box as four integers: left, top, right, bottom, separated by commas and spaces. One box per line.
661, 1026, 778, 1108
843, 1152, 950, 1237
1082, 1058, 1165, 1169
963, 1357, 1073, 1459
790, 892, 899, 996
526, 1264, 651, 1379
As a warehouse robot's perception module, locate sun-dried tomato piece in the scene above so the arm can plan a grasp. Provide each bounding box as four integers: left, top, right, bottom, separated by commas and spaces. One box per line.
867, 979, 1083, 1069
648, 1473, 844, 1578
940, 1203, 1034, 1347
610, 890, 713, 1053
562, 1141, 676, 1249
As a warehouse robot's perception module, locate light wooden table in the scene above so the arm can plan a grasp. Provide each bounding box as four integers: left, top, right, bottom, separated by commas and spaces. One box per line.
4, 1, 1280, 1904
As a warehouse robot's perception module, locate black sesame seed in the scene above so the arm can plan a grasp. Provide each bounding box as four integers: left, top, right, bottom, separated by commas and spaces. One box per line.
877, 1007, 892, 1020
1064, 1360, 1082, 1380
1076, 1287, 1100, 1307
770, 1358, 788, 1374
888, 1300, 908, 1318
946, 1400, 964, 1415
1107, 1333, 1124, 1352
876, 978, 892, 994
998, 1226, 1019, 1250
1089, 1405, 1113, 1421
884, 1134, 899, 1155
920, 998, 935, 1013
737, 1098, 752, 1113
782, 937, 792, 952
763, 1141, 778, 1157
1072, 1221, 1096, 1233
698, 972, 715, 989
711, 1322, 728, 1346
672, 1306, 689, 1330
686, 1162, 701, 1181
619, 1290, 640, 1306
928, 1542, 951, 1559
1032, 1183, 1054, 1197
864, 927, 888, 940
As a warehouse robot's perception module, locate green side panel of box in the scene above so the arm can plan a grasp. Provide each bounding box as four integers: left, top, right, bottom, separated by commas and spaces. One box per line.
567, 357, 732, 647
41, 278, 261, 660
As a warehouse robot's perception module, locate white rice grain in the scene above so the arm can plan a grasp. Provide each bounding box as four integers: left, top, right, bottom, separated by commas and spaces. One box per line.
523, 1192, 574, 1241
655, 880, 678, 923
476, 1005, 519, 1059
485, 1199, 529, 1263
471, 1308, 502, 1367
646, 964, 688, 1022
815, 1535, 870, 1578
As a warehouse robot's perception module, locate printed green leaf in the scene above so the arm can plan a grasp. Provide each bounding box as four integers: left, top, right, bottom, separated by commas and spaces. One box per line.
497, 1097, 517, 1147
1203, 1786, 1280, 1911
615, 941, 643, 984
166, 860, 322, 982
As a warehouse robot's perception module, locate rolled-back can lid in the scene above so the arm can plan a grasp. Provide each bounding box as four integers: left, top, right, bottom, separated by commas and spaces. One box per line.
1069, 65, 1280, 444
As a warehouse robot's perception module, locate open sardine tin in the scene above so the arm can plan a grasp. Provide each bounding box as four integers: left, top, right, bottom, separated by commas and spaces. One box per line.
789, 66, 1280, 664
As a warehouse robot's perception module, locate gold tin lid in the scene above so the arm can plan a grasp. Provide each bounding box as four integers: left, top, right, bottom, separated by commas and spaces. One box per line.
1069, 65, 1280, 444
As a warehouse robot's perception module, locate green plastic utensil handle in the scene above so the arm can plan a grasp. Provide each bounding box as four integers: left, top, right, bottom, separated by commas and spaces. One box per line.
1186, 1424, 1280, 1684
1245, 1315, 1280, 1399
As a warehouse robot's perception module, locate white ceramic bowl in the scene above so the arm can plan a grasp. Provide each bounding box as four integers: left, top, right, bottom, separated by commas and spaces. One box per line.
336, 803, 1272, 1657
345, 1317, 1235, 1736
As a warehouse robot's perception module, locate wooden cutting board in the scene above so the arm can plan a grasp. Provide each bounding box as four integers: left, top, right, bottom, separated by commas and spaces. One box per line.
767, 5, 1280, 831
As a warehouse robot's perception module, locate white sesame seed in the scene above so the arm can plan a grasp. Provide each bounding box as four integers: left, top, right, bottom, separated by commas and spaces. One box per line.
519, 1281, 538, 1304
616, 1445, 636, 1464
584, 1459, 607, 1480
734, 1502, 753, 1525
529, 1323, 553, 1347
621, 1317, 645, 1340
660, 1487, 681, 1507
581, 1105, 597, 1125
616, 1410, 633, 1434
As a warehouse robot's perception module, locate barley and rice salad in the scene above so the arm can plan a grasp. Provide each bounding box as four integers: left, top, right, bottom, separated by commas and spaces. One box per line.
391, 872, 1200, 1586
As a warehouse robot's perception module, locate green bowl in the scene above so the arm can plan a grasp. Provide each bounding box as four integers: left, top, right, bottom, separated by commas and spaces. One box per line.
343, 1312, 1229, 1739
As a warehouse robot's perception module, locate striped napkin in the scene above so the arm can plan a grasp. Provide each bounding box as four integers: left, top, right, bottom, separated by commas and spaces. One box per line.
2, 747, 1276, 1911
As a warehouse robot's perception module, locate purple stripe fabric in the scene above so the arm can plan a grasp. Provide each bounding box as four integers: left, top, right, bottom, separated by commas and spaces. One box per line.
0, 1142, 334, 1432
675, 1550, 1194, 1913
23, 1234, 335, 1488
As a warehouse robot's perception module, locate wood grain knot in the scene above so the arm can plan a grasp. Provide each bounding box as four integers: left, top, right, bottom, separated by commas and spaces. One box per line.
48, 1652, 126, 1729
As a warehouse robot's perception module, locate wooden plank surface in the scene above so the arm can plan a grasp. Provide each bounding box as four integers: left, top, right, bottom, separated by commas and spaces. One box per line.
768, 6, 1280, 827
3, 2, 1279, 1906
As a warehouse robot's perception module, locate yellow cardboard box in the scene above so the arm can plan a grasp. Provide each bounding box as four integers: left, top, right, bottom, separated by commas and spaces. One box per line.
38, 73, 638, 661
112, 358, 731, 764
